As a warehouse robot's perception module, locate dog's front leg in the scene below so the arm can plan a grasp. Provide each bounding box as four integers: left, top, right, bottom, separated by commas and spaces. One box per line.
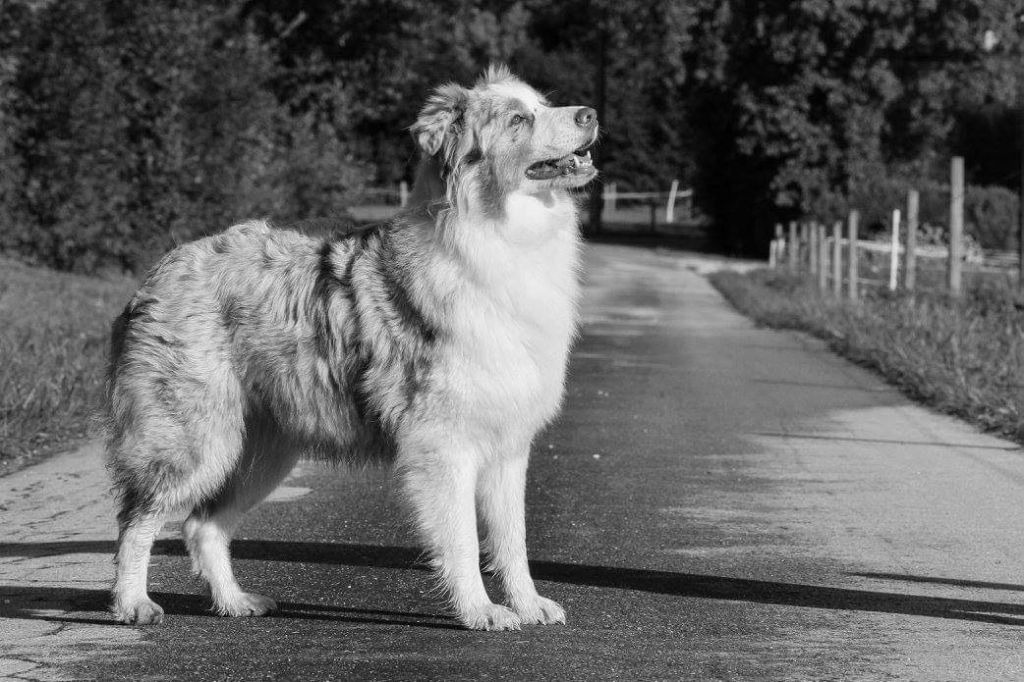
398, 446, 522, 631
478, 453, 566, 625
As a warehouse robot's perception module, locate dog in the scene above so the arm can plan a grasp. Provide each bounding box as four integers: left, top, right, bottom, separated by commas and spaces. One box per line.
104, 65, 599, 631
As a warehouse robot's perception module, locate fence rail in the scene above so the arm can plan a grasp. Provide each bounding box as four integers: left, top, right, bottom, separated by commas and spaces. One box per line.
769, 156, 1021, 299
353, 179, 694, 225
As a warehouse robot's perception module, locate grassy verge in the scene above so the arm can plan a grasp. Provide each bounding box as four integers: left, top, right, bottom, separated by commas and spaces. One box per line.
0, 257, 135, 474
709, 268, 1024, 443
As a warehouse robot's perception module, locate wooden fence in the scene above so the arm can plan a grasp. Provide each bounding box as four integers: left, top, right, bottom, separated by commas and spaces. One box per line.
601, 180, 693, 224
355, 180, 693, 226
768, 156, 1021, 299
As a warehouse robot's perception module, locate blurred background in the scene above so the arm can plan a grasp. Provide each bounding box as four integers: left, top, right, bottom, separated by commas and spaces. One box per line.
3, 0, 1024, 273
1, 3, 1023, 468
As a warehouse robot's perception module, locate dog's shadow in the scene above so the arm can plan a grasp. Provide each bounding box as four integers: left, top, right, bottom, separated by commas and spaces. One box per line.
0, 585, 461, 630
3, 539, 1024, 628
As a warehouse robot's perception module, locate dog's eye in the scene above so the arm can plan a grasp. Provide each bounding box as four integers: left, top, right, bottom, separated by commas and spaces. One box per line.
510, 114, 525, 126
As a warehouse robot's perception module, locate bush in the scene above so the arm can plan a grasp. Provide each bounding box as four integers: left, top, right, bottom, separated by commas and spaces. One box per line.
847, 173, 1019, 251
965, 185, 1019, 253
0, 4, 27, 253
1, 0, 366, 274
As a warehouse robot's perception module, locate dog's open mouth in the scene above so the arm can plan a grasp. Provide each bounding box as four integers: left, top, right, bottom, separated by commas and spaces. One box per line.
525, 149, 595, 180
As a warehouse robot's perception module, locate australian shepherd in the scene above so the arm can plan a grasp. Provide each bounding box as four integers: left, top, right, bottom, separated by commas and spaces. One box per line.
105, 65, 599, 631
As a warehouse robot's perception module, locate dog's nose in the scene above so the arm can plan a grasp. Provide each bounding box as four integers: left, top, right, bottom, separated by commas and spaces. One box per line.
575, 107, 598, 129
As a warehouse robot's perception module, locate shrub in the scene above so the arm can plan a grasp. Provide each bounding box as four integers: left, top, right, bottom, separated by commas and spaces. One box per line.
847, 174, 1019, 251
964, 185, 1019, 253
0, 9, 24, 249
1, 0, 366, 274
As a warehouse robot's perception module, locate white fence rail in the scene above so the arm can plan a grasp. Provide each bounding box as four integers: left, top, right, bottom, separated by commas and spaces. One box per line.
355, 180, 695, 224
600, 181, 693, 223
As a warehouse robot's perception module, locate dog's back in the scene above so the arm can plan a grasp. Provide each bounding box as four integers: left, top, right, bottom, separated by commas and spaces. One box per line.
106, 220, 416, 488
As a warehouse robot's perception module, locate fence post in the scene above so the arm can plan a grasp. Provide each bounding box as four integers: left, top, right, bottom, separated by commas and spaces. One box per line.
399, 181, 409, 208
948, 156, 964, 296
905, 189, 919, 292
603, 182, 617, 213
772, 223, 784, 268
831, 221, 842, 296
809, 222, 819, 275
666, 179, 679, 223
817, 223, 828, 292
800, 222, 809, 271
889, 209, 901, 291
847, 210, 860, 302
788, 221, 798, 271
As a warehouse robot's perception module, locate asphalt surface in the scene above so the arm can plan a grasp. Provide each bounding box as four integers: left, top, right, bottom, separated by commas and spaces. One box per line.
3, 243, 1024, 680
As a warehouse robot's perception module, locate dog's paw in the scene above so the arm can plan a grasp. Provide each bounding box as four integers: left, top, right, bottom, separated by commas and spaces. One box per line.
512, 595, 566, 626
113, 597, 165, 625
460, 603, 522, 631
214, 592, 277, 617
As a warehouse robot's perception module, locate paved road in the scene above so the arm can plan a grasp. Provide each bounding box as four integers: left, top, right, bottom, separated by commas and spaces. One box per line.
3, 244, 1024, 681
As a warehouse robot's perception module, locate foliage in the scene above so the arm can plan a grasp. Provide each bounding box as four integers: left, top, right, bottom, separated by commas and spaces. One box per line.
848, 173, 1019, 251
964, 184, 1020, 251
685, 0, 1024, 254
2, 0, 1023, 269
710, 268, 1024, 443
243, 0, 695, 199
0, 3, 26, 248
1, 0, 364, 273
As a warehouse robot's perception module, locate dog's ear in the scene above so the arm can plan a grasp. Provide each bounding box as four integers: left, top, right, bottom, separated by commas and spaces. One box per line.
411, 83, 469, 156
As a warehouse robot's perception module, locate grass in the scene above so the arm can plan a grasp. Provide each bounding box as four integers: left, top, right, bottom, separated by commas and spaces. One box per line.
709, 268, 1024, 444
0, 257, 136, 474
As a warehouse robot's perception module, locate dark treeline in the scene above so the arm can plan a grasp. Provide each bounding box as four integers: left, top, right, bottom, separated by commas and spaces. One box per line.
0, 0, 1021, 272
686, 0, 1024, 254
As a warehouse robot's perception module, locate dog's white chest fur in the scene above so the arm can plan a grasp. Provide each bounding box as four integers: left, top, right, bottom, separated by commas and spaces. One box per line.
435, 192, 580, 443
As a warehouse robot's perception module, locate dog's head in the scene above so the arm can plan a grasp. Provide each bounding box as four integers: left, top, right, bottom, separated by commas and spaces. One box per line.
411, 65, 599, 207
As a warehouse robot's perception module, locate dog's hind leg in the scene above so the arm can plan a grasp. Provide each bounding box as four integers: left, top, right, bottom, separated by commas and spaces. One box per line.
109, 423, 245, 624
182, 423, 299, 617
397, 443, 522, 631
477, 452, 565, 625
111, 501, 166, 625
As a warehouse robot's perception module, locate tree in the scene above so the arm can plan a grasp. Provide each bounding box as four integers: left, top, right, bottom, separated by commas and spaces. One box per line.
0, 2, 27, 251
519, 0, 697, 232
243, 0, 535, 185
683, 0, 1023, 254
2, 0, 367, 272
